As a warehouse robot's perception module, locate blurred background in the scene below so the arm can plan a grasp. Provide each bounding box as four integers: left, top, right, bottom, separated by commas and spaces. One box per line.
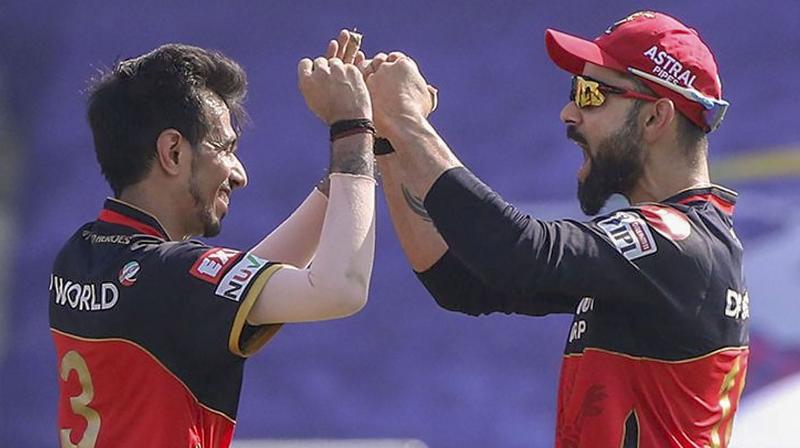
1, 1, 798, 446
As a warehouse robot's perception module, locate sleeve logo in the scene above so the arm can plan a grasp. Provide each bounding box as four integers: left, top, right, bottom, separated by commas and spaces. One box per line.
215, 252, 269, 302
597, 211, 657, 261
189, 247, 242, 284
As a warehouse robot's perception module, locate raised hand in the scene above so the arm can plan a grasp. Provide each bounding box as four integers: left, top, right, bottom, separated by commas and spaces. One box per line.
326, 29, 365, 65
297, 30, 372, 125
363, 52, 438, 137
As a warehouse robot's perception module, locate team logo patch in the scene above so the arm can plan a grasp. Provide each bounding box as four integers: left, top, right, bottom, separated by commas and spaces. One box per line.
215, 252, 269, 302
189, 247, 242, 284
637, 205, 692, 241
118, 261, 141, 287
597, 211, 657, 261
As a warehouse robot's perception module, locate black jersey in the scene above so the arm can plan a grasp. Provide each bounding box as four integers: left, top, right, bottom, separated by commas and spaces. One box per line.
49, 198, 284, 448
418, 167, 749, 448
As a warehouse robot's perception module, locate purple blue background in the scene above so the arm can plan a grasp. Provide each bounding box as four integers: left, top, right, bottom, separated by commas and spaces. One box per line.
1, 1, 798, 446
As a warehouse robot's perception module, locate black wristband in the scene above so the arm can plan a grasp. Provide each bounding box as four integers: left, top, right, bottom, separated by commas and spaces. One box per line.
373, 137, 396, 156
330, 119, 375, 142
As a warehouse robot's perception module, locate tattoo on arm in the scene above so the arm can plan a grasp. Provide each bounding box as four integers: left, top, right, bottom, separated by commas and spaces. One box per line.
329, 136, 375, 178
401, 184, 432, 222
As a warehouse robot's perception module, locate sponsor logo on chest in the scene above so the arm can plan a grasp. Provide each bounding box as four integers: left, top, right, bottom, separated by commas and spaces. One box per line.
597, 212, 658, 261
189, 247, 242, 284
569, 297, 595, 343
118, 261, 140, 286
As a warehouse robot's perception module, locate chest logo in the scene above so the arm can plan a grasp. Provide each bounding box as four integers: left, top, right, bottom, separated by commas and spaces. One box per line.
597, 212, 658, 261
118, 261, 140, 287
189, 247, 242, 284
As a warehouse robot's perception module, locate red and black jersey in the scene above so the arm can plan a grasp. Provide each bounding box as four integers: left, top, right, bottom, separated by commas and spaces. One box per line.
418, 167, 749, 448
49, 198, 285, 448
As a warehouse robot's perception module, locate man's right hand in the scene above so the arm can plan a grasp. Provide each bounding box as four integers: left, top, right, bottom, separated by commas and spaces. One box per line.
298, 30, 372, 125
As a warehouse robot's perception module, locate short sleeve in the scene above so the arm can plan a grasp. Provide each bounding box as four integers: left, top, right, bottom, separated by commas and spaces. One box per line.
136, 240, 285, 358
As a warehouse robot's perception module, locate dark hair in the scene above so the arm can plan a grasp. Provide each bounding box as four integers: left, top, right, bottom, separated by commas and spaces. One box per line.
627, 76, 707, 162
87, 43, 248, 196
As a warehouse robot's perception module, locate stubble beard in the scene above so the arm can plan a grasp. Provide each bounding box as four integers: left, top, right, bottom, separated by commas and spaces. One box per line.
188, 160, 223, 238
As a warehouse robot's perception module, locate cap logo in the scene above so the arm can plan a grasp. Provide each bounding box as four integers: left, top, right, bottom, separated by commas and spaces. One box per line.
604, 11, 656, 34
642, 45, 697, 88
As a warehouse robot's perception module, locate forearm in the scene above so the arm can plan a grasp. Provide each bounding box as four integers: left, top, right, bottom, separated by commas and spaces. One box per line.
250, 187, 327, 268
376, 153, 447, 271
248, 134, 376, 324
383, 115, 463, 199
417, 250, 574, 316
422, 167, 559, 295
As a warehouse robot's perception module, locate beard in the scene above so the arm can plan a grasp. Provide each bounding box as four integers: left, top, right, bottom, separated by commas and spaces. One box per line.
571, 103, 646, 216
188, 160, 223, 238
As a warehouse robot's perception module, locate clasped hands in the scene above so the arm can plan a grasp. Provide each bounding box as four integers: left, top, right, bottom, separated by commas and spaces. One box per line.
298, 29, 438, 141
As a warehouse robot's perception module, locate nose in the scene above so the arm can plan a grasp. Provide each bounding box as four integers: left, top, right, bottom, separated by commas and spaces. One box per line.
229, 155, 248, 190
560, 101, 581, 127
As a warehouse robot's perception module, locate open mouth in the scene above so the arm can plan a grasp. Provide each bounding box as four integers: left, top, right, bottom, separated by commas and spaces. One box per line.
573, 140, 591, 182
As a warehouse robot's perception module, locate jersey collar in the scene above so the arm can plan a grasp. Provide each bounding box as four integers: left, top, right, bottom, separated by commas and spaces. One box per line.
664, 185, 738, 216
98, 198, 171, 240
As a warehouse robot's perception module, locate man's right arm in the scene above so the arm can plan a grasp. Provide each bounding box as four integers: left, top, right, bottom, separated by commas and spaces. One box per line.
378, 148, 574, 316
376, 152, 446, 272
247, 36, 377, 325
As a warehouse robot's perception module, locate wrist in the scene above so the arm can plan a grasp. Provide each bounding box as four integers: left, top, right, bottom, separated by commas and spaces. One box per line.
330, 118, 375, 142
330, 133, 375, 178
381, 113, 429, 144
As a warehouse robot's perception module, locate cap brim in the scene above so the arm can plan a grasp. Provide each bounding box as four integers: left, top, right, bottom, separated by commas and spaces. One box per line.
545, 29, 625, 74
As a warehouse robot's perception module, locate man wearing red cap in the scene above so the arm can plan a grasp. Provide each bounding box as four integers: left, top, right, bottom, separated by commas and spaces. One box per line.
364, 10, 747, 447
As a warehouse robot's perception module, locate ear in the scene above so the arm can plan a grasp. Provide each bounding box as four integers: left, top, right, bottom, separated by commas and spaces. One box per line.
155, 129, 188, 176
641, 98, 676, 144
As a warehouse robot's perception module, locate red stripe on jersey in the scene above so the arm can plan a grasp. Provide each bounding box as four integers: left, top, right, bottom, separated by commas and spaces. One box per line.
97, 209, 164, 238
52, 329, 235, 448
677, 194, 735, 216
556, 347, 748, 448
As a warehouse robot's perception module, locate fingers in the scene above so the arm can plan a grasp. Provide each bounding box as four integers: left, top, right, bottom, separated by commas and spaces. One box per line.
342, 31, 362, 63
328, 57, 345, 75
364, 52, 388, 78
354, 50, 366, 66
313, 56, 330, 73
297, 58, 313, 82
386, 51, 406, 63
335, 29, 350, 60
326, 40, 338, 60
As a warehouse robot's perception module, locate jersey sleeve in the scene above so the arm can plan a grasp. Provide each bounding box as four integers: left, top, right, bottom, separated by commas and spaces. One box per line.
416, 249, 578, 316
422, 167, 711, 315
138, 240, 285, 358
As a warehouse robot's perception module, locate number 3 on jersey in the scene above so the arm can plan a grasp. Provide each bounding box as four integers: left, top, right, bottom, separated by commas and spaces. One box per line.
60, 350, 101, 448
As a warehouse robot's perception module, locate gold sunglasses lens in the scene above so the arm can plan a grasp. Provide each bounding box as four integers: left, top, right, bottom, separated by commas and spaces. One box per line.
575, 77, 606, 108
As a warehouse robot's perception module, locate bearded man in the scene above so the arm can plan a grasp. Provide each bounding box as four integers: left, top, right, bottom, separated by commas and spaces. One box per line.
365, 11, 748, 448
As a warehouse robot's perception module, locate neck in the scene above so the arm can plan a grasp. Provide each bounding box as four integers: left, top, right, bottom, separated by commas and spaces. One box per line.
627, 152, 711, 205
118, 183, 192, 240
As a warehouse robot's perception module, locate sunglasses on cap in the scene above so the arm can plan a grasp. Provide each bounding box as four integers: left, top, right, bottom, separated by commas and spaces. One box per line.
570, 75, 660, 109
627, 67, 729, 132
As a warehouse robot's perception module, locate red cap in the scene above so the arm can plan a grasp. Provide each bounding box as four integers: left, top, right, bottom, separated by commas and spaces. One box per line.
545, 11, 725, 132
